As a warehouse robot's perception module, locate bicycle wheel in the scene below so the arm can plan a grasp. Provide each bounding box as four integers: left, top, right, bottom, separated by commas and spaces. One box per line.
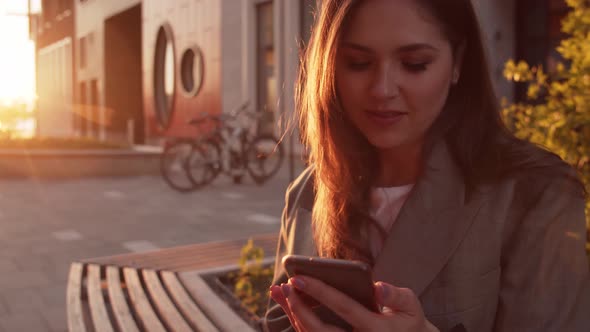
245, 135, 284, 184
160, 140, 197, 192
187, 139, 222, 187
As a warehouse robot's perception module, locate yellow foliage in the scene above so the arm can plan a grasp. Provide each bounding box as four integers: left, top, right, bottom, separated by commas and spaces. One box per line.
233, 239, 274, 318
503, 0, 590, 232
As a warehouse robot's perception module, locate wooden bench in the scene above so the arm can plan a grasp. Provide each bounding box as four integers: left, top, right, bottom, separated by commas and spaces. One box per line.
67, 234, 277, 332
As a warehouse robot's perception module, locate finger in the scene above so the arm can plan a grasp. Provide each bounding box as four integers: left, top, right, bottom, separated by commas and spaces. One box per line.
269, 285, 289, 308
288, 308, 307, 332
269, 284, 297, 325
289, 276, 375, 329
375, 282, 422, 316
285, 283, 342, 332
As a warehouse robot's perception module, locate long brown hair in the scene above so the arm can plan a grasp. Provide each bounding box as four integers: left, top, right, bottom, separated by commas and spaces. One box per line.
297, 0, 584, 261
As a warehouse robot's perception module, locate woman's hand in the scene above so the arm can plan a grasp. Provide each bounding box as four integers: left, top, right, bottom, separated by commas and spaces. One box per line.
269, 276, 439, 332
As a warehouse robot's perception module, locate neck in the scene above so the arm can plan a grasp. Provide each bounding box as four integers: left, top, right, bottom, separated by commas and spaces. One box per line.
376, 142, 423, 187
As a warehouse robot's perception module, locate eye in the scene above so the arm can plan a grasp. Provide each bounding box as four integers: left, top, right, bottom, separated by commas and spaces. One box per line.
347, 61, 372, 71
403, 62, 429, 72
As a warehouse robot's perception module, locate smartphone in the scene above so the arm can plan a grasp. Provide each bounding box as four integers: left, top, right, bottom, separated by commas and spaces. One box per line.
282, 255, 379, 312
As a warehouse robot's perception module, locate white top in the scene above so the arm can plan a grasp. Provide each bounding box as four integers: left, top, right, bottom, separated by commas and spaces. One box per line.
368, 184, 414, 259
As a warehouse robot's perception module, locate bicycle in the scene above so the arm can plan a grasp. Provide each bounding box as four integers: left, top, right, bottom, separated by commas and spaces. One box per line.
160, 112, 221, 192
186, 102, 284, 187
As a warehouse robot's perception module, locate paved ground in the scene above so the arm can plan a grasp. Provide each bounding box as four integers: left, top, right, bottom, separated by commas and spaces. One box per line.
0, 160, 307, 331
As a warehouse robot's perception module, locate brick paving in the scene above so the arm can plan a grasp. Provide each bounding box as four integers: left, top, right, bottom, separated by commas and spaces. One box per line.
0, 160, 306, 331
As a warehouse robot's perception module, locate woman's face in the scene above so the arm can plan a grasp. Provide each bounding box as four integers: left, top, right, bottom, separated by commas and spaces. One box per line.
335, 0, 461, 153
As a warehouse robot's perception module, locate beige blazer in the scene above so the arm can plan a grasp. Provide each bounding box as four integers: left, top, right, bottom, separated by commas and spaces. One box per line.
264, 142, 590, 332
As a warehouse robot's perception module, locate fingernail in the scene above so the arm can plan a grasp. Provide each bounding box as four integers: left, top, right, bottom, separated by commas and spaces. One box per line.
280, 283, 291, 297
269, 285, 280, 299
290, 276, 305, 289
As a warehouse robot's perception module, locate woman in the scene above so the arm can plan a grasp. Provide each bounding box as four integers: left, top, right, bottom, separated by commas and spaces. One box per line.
265, 0, 590, 331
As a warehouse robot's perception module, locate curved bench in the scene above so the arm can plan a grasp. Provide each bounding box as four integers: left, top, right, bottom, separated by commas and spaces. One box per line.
66, 234, 277, 332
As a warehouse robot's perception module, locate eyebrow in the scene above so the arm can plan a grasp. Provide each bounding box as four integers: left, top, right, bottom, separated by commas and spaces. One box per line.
340, 42, 439, 54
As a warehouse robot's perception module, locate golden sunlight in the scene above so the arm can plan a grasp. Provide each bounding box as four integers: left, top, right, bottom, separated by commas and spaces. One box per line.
0, 0, 37, 137
0, 1, 37, 104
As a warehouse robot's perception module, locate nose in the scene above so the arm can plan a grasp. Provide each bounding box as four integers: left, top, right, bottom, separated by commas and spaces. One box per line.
369, 63, 399, 100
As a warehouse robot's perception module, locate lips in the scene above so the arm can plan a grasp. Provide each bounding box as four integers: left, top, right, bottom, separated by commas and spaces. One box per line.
366, 110, 405, 118
365, 110, 407, 126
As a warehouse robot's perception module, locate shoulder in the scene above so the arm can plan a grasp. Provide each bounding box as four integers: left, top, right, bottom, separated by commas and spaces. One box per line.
510, 152, 582, 201
486, 156, 586, 228
486, 147, 587, 256
472, 142, 585, 224
485, 141, 585, 204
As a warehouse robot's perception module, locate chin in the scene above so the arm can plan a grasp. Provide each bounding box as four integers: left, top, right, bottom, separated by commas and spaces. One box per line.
365, 136, 406, 151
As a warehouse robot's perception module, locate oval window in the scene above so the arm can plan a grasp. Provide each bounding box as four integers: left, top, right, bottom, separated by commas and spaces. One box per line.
180, 46, 204, 96
153, 24, 176, 128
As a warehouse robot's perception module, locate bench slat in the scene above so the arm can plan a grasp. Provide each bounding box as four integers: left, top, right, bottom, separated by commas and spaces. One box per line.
106, 266, 140, 332
152, 250, 274, 272
87, 265, 115, 332
84, 234, 278, 271
123, 268, 167, 332
67, 263, 88, 332
161, 271, 219, 332
142, 270, 193, 332
180, 271, 256, 332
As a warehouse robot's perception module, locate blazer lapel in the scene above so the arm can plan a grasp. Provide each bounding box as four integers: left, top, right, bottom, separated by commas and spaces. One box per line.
287, 207, 318, 256
373, 141, 485, 297
288, 169, 318, 256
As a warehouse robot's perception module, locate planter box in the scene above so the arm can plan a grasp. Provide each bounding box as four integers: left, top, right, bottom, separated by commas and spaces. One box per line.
197, 258, 275, 332
203, 273, 264, 330
0, 145, 162, 178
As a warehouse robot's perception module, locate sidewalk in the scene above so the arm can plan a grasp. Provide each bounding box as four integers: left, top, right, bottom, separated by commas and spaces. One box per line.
0, 160, 306, 331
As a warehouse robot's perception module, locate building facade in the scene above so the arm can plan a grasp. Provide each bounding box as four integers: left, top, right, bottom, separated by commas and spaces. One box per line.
75, 0, 143, 142
142, 0, 222, 142
34, 0, 76, 138
142, 0, 317, 143
33, 0, 569, 145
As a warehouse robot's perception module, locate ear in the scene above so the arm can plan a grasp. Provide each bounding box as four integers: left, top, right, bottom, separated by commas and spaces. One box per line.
452, 42, 466, 84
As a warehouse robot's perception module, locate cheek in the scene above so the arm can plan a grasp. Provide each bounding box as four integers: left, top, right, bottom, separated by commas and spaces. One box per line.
336, 72, 363, 107
405, 68, 451, 117
336, 75, 367, 132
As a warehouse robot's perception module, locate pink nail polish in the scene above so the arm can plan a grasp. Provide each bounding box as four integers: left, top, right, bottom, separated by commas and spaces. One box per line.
269, 285, 280, 299
281, 283, 291, 297
290, 277, 305, 289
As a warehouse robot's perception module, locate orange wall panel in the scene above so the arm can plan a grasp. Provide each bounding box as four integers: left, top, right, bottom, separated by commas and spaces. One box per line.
142, 0, 222, 140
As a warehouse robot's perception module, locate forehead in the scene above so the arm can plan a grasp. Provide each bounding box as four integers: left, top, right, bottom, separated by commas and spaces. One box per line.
341, 0, 447, 48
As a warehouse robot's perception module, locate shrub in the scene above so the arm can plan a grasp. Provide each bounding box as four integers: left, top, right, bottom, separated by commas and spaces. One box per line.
502, 0, 590, 237
232, 239, 274, 317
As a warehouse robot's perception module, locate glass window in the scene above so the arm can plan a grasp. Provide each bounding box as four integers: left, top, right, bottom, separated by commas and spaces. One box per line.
90, 79, 99, 136
78, 81, 87, 134
180, 46, 204, 96
165, 43, 175, 96
79, 36, 87, 69
256, 2, 275, 134
154, 24, 176, 128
